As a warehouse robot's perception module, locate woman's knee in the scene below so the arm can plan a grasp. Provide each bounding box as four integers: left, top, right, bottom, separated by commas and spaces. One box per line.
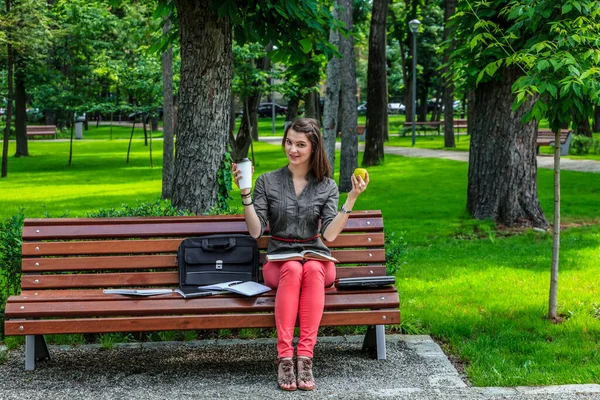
280, 261, 303, 280
302, 261, 326, 279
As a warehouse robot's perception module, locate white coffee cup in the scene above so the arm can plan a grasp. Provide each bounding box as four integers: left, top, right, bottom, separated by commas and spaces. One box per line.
237, 158, 253, 190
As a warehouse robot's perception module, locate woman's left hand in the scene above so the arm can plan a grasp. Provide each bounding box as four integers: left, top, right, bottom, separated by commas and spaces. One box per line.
349, 172, 369, 199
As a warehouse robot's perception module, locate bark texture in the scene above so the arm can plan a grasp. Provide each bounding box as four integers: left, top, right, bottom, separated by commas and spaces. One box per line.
362, 0, 388, 166
14, 68, 29, 157
593, 106, 600, 132
442, 0, 457, 148
338, 0, 358, 192
229, 94, 260, 161
172, 0, 232, 214
467, 67, 549, 229
323, 4, 341, 176
161, 16, 174, 200
2, 28, 13, 178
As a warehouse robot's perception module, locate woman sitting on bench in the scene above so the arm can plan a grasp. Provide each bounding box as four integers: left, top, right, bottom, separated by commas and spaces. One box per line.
232, 118, 369, 391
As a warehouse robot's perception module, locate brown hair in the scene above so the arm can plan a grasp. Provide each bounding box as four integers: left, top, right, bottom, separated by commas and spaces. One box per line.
282, 118, 332, 182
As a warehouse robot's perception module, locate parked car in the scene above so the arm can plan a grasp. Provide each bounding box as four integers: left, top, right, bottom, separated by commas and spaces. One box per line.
257, 103, 287, 118
357, 102, 367, 115
387, 103, 405, 114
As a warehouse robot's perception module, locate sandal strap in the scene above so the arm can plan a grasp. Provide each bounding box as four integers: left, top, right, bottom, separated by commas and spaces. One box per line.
277, 358, 296, 386
297, 357, 314, 384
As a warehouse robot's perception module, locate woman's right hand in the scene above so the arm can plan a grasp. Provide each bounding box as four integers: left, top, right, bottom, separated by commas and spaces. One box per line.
232, 163, 254, 195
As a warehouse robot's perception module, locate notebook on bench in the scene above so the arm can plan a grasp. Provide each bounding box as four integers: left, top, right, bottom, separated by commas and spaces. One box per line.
335, 276, 396, 289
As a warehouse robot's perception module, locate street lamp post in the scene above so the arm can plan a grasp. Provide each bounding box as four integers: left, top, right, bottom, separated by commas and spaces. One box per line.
409, 19, 421, 146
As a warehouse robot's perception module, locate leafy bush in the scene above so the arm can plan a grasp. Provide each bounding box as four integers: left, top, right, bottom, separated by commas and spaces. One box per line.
385, 231, 407, 276
569, 135, 593, 155
0, 211, 25, 339
86, 200, 194, 218
593, 139, 600, 155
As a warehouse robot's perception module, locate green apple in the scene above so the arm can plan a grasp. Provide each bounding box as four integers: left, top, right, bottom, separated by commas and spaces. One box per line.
353, 168, 367, 182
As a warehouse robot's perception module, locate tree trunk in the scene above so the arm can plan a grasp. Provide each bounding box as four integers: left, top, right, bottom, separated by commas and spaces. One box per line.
467, 89, 475, 136
304, 91, 318, 119
548, 129, 561, 320
467, 67, 549, 229
592, 106, 600, 132
172, 0, 232, 214
161, 15, 175, 200
573, 111, 592, 138
14, 68, 29, 157
443, 0, 457, 148
229, 94, 260, 161
2, 40, 13, 178
363, 0, 388, 167
285, 96, 300, 122
338, 0, 358, 192
323, 4, 341, 176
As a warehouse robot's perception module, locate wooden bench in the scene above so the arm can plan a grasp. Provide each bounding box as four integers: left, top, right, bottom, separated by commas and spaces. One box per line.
402, 121, 442, 135
537, 129, 573, 156
453, 119, 468, 133
4, 211, 401, 370
26, 125, 56, 139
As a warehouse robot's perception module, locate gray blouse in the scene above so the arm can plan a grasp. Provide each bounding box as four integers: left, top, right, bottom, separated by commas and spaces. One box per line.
253, 166, 339, 256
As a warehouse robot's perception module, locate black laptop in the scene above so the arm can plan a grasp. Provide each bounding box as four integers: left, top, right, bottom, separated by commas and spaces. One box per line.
335, 276, 396, 289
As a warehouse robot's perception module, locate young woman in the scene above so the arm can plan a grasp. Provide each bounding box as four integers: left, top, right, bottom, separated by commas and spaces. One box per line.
232, 118, 369, 391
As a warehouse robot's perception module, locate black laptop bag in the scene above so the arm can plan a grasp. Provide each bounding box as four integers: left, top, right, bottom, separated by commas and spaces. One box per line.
177, 234, 259, 290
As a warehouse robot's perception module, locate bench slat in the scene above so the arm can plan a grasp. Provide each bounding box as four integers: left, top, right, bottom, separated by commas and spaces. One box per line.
6, 290, 399, 318
22, 217, 383, 240
5, 310, 400, 335
23, 211, 384, 227
22, 249, 385, 274
22, 233, 385, 257
21, 265, 387, 289
12, 283, 393, 302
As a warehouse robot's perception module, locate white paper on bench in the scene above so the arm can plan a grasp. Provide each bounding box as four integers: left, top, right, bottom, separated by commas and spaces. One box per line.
197, 281, 272, 296
103, 289, 173, 296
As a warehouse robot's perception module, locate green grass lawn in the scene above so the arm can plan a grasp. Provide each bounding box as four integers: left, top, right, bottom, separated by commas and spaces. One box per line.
1, 136, 600, 386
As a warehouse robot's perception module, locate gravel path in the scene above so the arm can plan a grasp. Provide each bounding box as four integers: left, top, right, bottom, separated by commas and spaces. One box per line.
258, 137, 600, 173
1, 335, 599, 400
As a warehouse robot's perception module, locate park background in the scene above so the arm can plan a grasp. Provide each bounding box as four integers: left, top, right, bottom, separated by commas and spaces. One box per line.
1, 0, 600, 387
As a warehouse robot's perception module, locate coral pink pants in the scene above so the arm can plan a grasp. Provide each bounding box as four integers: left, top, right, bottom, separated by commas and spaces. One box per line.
262, 260, 336, 358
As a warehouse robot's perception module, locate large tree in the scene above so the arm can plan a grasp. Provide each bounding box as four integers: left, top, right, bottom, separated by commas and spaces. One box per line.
161, 13, 175, 199
362, 0, 388, 166
169, 0, 338, 213
442, 0, 456, 148
322, 3, 341, 174
170, 0, 232, 213
452, 0, 548, 229
338, 0, 358, 192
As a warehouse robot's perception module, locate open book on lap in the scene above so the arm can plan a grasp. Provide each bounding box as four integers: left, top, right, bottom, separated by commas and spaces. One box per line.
266, 251, 338, 263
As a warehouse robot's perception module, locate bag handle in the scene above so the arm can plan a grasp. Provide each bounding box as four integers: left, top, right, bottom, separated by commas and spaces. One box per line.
202, 237, 236, 251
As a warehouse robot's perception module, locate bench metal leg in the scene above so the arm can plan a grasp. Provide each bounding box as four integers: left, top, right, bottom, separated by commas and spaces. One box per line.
25, 335, 50, 370
362, 325, 387, 360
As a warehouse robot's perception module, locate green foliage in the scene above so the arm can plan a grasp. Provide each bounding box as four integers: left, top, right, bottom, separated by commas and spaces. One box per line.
213, 0, 342, 65
98, 332, 132, 349
384, 230, 407, 276
157, 330, 178, 342
232, 43, 270, 99
86, 200, 193, 218
46, 333, 86, 346
215, 147, 234, 214
569, 135, 594, 155
0, 211, 25, 339
453, 0, 600, 131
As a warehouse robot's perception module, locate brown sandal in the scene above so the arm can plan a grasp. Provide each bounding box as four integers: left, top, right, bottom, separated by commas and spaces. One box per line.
275, 357, 297, 391
296, 356, 315, 391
